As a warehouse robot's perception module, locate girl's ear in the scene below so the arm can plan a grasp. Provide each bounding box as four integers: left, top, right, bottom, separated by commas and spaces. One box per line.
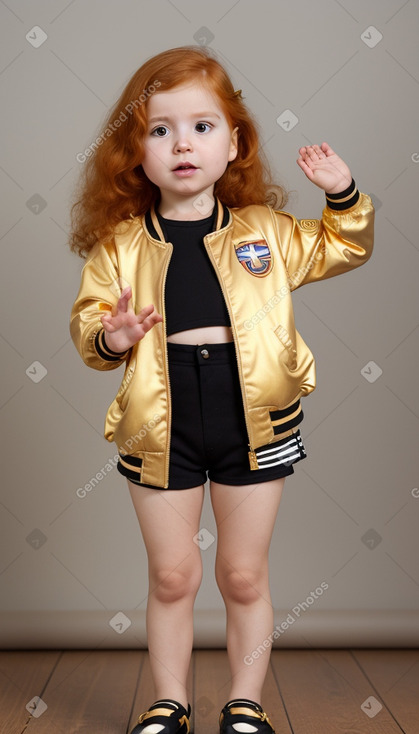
228, 126, 239, 162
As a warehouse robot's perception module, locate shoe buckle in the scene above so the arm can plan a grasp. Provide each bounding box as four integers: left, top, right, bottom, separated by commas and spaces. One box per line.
138, 709, 189, 732
179, 714, 190, 733
260, 711, 274, 729
138, 707, 175, 724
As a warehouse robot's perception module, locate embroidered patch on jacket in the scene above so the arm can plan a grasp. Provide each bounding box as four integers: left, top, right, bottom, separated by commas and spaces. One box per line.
234, 239, 273, 277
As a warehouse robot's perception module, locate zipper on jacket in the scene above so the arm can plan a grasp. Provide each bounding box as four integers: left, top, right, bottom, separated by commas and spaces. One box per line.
248, 448, 259, 470
161, 244, 173, 488
203, 234, 257, 466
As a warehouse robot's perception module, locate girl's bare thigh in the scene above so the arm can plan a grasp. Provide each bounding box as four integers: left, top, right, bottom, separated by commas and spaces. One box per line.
127, 480, 206, 578
209, 477, 286, 579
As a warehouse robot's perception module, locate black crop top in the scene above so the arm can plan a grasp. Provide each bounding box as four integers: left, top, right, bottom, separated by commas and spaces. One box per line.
156, 206, 231, 336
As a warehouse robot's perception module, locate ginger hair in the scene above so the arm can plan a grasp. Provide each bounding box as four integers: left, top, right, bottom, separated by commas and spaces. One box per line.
69, 45, 288, 258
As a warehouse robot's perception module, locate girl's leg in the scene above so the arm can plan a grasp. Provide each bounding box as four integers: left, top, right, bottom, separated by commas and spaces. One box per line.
127, 480, 205, 711
209, 477, 286, 703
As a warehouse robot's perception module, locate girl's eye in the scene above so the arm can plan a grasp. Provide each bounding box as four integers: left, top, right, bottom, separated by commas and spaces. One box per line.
151, 126, 169, 137
150, 122, 212, 136
195, 122, 211, 133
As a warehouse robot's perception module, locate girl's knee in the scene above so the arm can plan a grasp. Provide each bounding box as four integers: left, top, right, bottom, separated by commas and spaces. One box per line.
215, 566, 267, 605
150, 565, 202, 604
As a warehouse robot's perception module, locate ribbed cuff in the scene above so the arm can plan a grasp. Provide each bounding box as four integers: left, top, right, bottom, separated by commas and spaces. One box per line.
95, 329, 129, 361
325, 178, 359, 210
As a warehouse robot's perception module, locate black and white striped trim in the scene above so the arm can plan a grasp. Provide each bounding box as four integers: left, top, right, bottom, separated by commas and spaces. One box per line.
255, 429, 307, 469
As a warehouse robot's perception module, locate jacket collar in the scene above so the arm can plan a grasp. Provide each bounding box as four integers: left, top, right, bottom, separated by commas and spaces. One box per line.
144, 197, 230, 242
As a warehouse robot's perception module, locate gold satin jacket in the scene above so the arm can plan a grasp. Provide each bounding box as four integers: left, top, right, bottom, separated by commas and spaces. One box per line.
70, 185, 374, 488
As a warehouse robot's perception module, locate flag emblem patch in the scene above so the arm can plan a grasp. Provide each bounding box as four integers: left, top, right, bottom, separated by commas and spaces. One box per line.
234, 239, 273, 277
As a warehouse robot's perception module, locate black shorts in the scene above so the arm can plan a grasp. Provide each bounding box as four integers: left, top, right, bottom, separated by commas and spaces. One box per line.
119, 341, 306, 490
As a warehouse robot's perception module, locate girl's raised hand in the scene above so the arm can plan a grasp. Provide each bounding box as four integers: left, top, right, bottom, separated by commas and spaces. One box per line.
100, 286, 163, 353
296, 143, 352, 195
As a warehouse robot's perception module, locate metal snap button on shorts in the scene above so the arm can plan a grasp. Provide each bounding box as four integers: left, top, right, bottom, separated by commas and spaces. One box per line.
120, 341, 305, 490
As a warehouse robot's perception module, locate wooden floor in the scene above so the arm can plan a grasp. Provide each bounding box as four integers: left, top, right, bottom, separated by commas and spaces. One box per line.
0, 649, 418, 733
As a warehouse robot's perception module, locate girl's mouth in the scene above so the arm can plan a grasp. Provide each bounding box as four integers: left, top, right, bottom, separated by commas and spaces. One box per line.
173, 161, 196, 170
173, 164, 198, 177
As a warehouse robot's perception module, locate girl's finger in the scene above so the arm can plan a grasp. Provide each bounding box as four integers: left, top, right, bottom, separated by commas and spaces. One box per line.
308, 145, 321, 159
117, 291, 130, 313
137, 304, 155, 323
141, 312, 163, 333
312, 144, 325, 157
321, 142, 334, 156
296, 158, 314, 178
100, 318, 116, 333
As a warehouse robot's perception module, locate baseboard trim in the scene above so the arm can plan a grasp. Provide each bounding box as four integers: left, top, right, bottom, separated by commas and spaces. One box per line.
1, 609, 418, 649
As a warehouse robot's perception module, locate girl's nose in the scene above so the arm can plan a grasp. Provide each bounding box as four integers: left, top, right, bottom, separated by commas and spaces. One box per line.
174, 138, 193, 153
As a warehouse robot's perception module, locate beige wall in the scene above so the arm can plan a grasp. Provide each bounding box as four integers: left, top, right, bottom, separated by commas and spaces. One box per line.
1, 0, 418, 647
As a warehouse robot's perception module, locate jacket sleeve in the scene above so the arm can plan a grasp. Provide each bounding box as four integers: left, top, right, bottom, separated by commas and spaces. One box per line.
272, 179, 375, 291
69, 239, 131, 371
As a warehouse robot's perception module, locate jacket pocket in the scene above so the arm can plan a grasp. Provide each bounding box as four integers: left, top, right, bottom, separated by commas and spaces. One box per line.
115, 360, 136, 411
273, 325, 316, 396
274, 324, 298, 371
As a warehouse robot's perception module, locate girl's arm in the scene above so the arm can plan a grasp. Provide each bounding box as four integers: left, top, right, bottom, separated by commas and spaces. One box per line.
273, 143, 374, 290
70, 241, 163, 371
70, 240, 132, 371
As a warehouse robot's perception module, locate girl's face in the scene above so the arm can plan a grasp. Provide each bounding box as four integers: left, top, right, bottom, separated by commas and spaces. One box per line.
141, 81, 238, 215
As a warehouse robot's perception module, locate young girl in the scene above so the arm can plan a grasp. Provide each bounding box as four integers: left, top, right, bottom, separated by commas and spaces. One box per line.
69, 46, 374, 734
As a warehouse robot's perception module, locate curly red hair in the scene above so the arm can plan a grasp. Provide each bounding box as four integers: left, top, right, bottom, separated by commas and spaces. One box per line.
69, 45, 288, 258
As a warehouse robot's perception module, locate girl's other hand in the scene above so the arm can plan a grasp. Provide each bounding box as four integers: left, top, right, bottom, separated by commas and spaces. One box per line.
100, 286, 163, 353
296, 142, 352, 195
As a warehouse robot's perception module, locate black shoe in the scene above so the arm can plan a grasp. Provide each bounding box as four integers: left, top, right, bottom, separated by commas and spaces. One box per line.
219, 698, 275, 734
130, 698, 191, 734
